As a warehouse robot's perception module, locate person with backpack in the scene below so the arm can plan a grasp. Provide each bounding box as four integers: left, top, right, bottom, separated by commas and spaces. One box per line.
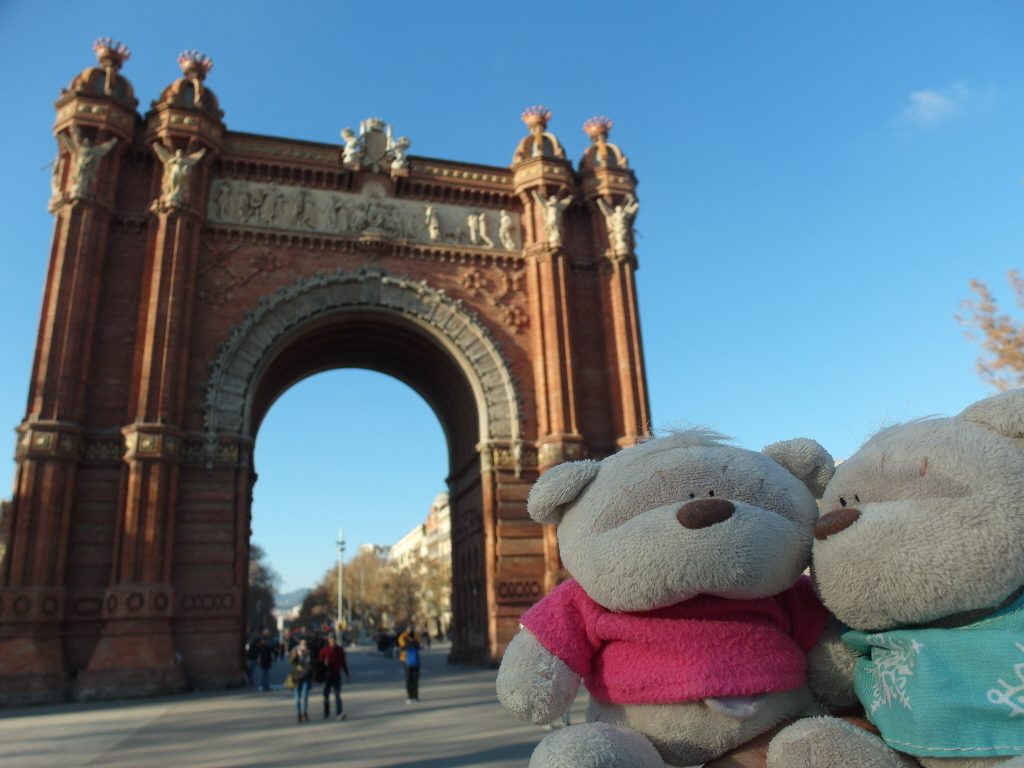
397, 622, 423, 703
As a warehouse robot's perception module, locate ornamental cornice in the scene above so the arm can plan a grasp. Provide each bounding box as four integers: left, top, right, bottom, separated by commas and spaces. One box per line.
53, 97, 137, 141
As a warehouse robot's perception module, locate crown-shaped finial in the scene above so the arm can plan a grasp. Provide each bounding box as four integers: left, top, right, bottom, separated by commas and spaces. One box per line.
178, 50, 214, 80
93, 38, 131, 69
521, 105, 552, 131
583, 116, 613, 141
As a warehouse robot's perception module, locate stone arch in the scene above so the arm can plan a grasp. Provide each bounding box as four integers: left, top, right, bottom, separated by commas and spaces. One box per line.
202, 268, 522, 452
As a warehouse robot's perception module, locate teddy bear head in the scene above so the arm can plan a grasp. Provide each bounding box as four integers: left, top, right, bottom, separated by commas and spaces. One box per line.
813, 388, 1024, 631
526, 429, 834, 612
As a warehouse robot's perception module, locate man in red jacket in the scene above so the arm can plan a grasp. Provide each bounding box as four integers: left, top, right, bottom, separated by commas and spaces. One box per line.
318, 633, 352, 720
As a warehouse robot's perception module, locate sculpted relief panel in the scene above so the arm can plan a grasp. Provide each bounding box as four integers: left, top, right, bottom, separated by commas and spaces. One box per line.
207, 178, 522, 251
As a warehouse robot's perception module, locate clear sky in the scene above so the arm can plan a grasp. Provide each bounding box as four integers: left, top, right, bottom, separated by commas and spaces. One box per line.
1, 2, 1021, 592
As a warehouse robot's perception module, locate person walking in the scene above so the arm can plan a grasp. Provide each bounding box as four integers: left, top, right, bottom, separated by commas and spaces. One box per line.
257, 635, 275, 692
245, 636, 260, 686
289, 637, 315, 723
318, 633, 351, 720
397, 623, 423, 703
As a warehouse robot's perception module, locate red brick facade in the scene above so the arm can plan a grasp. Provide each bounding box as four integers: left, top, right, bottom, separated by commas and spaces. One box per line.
0, 45, 650, 703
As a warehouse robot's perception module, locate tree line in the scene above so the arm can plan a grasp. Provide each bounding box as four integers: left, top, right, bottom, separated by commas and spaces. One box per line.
293, 547, 452, 635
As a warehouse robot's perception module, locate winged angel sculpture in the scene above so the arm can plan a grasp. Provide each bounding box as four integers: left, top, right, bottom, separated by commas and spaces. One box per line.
152, 142, 207, 208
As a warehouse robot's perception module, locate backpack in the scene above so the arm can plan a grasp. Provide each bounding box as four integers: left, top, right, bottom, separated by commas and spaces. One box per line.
404, 646, 420, 668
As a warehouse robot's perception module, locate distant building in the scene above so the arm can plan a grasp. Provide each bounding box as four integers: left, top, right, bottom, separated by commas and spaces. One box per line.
358, 543, 390, 558
390, 492, 452, 639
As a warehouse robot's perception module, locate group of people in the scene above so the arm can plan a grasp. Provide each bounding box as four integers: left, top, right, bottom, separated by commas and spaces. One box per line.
286, 632, 351, 723
273, 623, 426, 723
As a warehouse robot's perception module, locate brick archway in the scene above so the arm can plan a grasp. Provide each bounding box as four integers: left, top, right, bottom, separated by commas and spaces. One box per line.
204, 268, 521, 448
0, 46, 650, 703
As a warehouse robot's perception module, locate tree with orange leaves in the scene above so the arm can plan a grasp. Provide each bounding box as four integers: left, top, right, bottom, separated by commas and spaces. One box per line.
957, 270, 1024, 390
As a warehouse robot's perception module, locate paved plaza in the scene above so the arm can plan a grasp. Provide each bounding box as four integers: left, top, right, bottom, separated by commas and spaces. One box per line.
0, 642, 588, 768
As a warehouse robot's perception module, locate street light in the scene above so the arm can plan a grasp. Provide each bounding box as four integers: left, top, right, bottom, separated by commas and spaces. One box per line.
337, 528, 346, 634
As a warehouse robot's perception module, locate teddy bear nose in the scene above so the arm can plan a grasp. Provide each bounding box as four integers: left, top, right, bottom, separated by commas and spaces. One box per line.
814, 508, 861, 541
676, 498, 736, 529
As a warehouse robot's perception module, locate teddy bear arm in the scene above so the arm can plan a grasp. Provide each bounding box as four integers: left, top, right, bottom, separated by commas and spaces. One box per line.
496, 627, 581, 725
805, 619, 859, 711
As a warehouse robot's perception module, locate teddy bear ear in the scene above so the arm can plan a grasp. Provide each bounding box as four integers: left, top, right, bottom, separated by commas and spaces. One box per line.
526, 460, 601, 524
959, 388, 1024, 438
762, 438, 836, 499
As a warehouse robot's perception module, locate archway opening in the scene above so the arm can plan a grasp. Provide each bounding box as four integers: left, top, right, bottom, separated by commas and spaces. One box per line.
241, 308, 486, 667
248, 369, 453, 646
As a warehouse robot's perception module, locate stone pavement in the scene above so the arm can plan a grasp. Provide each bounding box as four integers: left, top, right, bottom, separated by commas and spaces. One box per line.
0, 642, 589, 768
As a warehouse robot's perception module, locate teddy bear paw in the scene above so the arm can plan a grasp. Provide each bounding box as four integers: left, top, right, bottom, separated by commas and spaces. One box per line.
766, 717, 917, 768
530, 722, 666, 768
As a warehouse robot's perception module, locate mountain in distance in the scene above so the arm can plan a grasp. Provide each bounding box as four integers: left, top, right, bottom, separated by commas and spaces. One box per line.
275, 588, 310, 611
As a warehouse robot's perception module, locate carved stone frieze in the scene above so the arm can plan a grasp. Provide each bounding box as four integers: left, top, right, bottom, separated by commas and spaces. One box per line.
207, 178, 521, 251
83, 439, 124, 462
182, 439, 241, 465
479, 440, 538, 477
202, 269, 523, 448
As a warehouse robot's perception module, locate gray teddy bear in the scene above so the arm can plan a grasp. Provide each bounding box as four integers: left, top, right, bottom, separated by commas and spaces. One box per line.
769, 389, 1024, 768
496, 429, 850, 767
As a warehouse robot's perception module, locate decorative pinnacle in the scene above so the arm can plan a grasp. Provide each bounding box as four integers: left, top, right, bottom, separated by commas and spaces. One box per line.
521, 105, 552, 130
583, 116, 613, 141
93, 38, 131, 69
178, 50, 214, 80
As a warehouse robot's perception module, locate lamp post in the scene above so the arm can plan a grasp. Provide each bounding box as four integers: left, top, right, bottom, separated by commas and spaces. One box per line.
337, 528, 346, 633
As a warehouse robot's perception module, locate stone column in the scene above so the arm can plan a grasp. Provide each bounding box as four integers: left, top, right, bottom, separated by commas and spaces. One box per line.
0, 42, 136, 704
514, 163, 585, 469
509, 108, 585, 617
579, 119, 652, 447
78, 52, 224, 698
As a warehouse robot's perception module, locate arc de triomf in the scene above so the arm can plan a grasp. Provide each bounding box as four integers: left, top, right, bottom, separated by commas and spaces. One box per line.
0, 41, 651, 703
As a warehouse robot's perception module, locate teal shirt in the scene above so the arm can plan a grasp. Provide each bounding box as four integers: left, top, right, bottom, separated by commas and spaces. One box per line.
844, 592, 1024, 758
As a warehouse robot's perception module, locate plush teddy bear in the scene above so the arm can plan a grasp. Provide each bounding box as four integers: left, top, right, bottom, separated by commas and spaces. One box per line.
496, 429, 850, 768
768, 389, 1024, 768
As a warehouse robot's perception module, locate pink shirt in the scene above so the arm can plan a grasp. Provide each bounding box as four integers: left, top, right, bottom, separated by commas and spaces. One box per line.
521, 576, 828, 705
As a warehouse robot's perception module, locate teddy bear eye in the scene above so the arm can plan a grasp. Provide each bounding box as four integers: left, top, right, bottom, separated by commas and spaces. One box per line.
708, 490, 715, 497
854, 495, 860, 503
839, 497, 847, 507
688, 492, 695, 499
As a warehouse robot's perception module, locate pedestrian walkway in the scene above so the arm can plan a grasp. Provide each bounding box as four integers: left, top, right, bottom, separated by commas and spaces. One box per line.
0, 641, 588, 768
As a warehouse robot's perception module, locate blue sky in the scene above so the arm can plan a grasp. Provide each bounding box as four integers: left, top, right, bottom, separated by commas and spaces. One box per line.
1, 2, 1021, 592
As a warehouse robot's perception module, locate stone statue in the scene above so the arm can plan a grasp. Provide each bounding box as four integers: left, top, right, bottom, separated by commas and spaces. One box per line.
531, 189, 572, 248
597, 194, 639, 254
391, 136, 410, 171
58, 127, 118, 199
214, 180, 233, 220
425, 205, 441, 242
152, 142, 207, 208
332, 197, 350, 234
498, 210, 516, 250
259, 186, 280, 227
477, 212, 494, 248
300, 190, 319, 229
341, 128, 360, 169
467, 211, 479, 244
49, 153, 65, 209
